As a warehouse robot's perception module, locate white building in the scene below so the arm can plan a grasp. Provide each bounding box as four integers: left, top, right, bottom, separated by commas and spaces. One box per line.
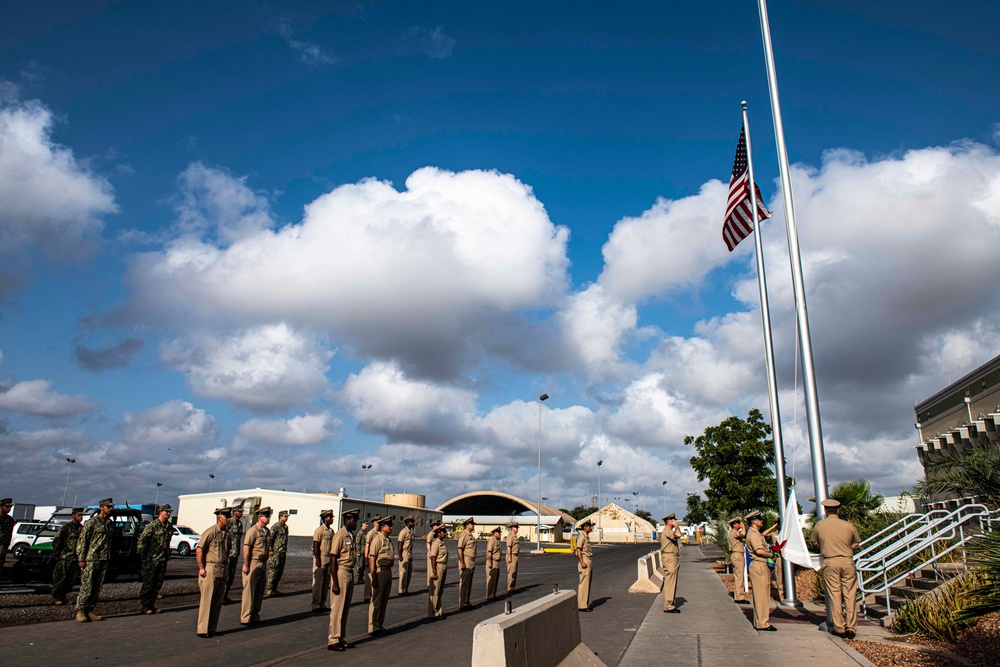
575, 503, 655, 543
177, 488, 441, 538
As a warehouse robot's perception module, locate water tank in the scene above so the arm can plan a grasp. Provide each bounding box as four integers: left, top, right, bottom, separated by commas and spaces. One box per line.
383, 493, 426, 508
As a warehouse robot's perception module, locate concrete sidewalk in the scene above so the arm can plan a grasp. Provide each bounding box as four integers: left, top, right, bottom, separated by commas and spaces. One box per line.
618, 546, 879, 667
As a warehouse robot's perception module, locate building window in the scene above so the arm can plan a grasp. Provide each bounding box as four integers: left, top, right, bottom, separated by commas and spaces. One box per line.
289, 509, 298, 515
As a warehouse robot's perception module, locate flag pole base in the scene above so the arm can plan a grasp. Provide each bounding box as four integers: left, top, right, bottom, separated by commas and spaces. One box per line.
779, 597, 803, 608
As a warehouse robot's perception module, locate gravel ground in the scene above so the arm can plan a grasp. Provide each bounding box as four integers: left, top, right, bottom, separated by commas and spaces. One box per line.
709, 560, 821, 602
0, 555, 317, 626
846, 641, 966, 667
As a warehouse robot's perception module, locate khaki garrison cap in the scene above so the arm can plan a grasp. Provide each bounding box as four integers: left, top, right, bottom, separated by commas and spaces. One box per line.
215, 507, 233, 517
744, 510, 762, 522
435, 524, 449, 534
381, 516, 394, 526
370, 515, 382, 524
579, 519, 595, 528
663, 513, 675, 522
492, 526, 502, 534
463, 517, 476, 526
728, 516, 742, 526
342, 508, 361, 519
508, 520, 519, 528
99, 497, 114, 508
821, 499, 841, 509
257, 506, 273, 517
403, 516, 415, 523
320, 509, 335, 518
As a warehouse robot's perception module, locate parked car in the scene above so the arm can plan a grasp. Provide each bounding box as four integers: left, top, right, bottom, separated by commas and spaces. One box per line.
11, 509, 144, 584
9, 521, 46, 558
170, 525, 200, 556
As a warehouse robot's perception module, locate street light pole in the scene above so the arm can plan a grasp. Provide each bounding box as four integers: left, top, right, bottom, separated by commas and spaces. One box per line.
662, 481, 667, 518
155, 482, 163, 506
597, 460, 603, 540
362, 464, 372, 500
536, 393, 549, 552
209, 473, 215, 492
61, 457, 76, 506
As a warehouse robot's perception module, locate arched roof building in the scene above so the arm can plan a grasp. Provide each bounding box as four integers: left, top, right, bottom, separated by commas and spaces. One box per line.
437, 491, 575, 543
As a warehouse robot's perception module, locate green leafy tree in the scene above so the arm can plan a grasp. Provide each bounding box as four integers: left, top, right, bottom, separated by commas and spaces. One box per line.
685, 409, 791, 520
566, 505, 598, 521
914, 444, 1000, 508
828, 478, 883, 523
684, 493, 709, 524
635, 509, 653, 523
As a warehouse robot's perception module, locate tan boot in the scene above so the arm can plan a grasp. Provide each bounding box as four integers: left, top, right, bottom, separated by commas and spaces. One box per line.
264, 590, 273, 598
87, 611, 104, 621
76, 611, 90, 623
53, 598, 66, 606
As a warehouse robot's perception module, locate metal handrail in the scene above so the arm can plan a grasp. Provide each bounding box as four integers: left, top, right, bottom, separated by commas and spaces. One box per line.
854, 504, 1000, 618
855, 510, 947, 562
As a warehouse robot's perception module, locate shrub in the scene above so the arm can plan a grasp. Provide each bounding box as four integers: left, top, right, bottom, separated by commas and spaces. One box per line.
891, 571, 982, 642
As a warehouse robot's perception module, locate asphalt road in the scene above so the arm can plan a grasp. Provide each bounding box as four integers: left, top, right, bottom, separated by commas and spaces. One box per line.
1, 542, 654, 666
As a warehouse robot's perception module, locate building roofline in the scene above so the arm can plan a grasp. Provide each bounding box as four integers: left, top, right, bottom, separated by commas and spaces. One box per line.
916, 353, 1000, 414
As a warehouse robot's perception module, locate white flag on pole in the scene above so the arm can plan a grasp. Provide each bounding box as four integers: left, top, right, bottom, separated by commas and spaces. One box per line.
777, 489, 821, 571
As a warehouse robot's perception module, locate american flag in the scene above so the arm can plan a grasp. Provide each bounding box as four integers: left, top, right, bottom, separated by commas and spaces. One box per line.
723, 127, 771, 252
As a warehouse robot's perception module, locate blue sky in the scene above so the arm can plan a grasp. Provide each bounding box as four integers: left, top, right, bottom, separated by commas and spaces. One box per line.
2, 1, 999, 514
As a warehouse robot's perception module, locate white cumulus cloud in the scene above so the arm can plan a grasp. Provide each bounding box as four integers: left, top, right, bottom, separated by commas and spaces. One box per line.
0, 380, 96, 417
235, 411, 340, 447
120, 400, 218, 448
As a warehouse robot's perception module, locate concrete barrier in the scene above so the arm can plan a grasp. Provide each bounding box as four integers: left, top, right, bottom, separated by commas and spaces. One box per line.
471, 590, 605, 667
627, 551, 663, 594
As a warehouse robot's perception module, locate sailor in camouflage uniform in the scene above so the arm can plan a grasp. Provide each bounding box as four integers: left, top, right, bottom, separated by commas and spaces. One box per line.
138, 504, 175, 614
266, 510, 289, 597
0, 498, 15, 573
75, 497, 115, 622
224, 506, 245, 603
353, 520, 369, 584
51, 507, 85, 605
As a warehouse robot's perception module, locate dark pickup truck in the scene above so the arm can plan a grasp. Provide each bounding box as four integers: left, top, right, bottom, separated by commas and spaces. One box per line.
11, 508, 145, 584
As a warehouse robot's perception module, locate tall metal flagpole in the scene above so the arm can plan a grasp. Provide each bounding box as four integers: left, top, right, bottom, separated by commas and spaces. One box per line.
756, 0, 829, 520
742, 101, 798, 607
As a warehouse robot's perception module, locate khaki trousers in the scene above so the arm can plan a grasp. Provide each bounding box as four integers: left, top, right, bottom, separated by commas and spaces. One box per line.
662, 552, 679, 611
507, 556, 518, 592
241, 559, 266, 623
459, 565, 475, 607
368, 567, 392, 632
312, 558, 331, 608
772, 556, 785, 598
577, 558, 592, 610
749, 560, 771, 629
486, 565, 500, 599
197, 563, 226, 635
364, 569, 372, 601
428, 563, 448, 618
327, 567, 354, 643
398, 555, 412, 594
823, 557, 858, 633
732, 548, 747, 601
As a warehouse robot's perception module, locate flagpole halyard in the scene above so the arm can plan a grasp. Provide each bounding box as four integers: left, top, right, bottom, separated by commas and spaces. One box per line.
742, 101, 799, 607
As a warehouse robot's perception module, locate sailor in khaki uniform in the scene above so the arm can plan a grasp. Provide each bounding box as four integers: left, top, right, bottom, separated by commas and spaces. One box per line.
745, 511, 775, 631
363, 516, 382, 602
727, 516, 748, 603
485, 526, 502, 601
457, 517, 477, 609
425, 519, 441, 586
505, 521, 520, 593
241, 506, 271, 625
660, 513, 681, 613
428, 524, 449, 619
576, 519, 594, 612
312, 509, 335, 611
327, 508, 359, 652
811, 499, 862, 638
397, 516, 414, 595
368, 516, 395, 635
195, 508, 232, 638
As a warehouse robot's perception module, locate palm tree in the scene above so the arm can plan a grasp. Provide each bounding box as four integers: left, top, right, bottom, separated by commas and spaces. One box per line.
914, 445, 1000, 508
828, 479, 883, 524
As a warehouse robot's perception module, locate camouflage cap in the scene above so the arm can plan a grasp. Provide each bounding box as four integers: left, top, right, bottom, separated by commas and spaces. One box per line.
232, 505, 245, 513
71, 507, 85, 514
98, 497, 114, 508
278, 510, 289, 517
157, 504, 173, 514
0, 498, 12, 506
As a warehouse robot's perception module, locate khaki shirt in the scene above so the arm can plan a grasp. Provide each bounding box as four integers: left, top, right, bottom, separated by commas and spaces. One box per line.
313, 524, 334, 564
199, 524, 230, 564
329, 526, 355, 569
457, 530, 477, 568
577, 531, 593, 560
371, 532, 394, 569
486, 536, 500, 568
431, 537, 449, 564
727, 527, 745, 554
398, 526, 413, 562
660, 524, 681, 556
811, 515, 861, 559
365, 527, 379, 559
746, 527, 769, 563
506, 532, 520, 559
245, 523, 270, 562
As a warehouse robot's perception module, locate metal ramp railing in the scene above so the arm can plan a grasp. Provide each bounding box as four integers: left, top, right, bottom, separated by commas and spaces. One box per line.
854, 504, 1000, 618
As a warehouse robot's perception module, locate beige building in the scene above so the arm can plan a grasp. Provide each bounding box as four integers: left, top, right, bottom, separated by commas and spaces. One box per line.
437, 491, 575, 543
177, 488, 440, 538
575, 503, 655, 543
